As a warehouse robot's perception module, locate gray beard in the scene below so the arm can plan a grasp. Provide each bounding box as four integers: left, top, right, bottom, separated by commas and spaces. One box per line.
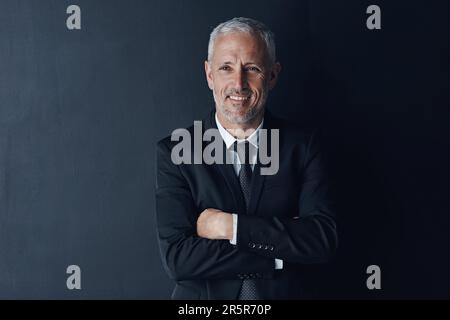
219, 104, 262, 125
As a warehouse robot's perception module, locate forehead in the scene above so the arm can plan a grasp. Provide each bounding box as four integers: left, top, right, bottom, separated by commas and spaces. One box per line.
212, 32, 267, 63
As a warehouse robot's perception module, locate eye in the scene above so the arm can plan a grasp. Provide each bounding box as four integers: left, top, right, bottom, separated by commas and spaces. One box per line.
219, 65, 231, 71
246, 66, 261, 72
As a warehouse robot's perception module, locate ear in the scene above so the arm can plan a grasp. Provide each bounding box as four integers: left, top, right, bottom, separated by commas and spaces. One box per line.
205, 60, 214, 90
268, 62, 281, 90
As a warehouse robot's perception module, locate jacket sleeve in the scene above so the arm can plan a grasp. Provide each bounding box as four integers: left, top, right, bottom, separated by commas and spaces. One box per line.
155, 139, 275, 281
236, 130, 338, 264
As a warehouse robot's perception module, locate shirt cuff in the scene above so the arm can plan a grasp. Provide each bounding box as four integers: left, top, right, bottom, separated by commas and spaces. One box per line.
275, 259, 283, 270
229, 214, 238, 245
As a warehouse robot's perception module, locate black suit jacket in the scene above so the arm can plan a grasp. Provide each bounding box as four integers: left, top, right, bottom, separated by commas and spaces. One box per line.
155, 110, 337, 299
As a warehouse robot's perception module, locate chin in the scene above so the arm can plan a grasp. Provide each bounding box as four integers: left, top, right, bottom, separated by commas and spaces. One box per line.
222, 105, 262, 125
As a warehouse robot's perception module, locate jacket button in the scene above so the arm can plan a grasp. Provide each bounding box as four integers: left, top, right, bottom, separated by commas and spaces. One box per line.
249, 243, 256, 248
257, 244, 263, 249
269, 246, 274, 251
264, 245, 269, 250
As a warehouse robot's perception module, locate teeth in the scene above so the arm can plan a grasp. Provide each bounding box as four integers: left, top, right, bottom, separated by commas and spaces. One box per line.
229, 95, 249, 101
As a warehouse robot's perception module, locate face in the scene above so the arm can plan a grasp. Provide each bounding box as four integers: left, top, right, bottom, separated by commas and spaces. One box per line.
205, 32, 281, 127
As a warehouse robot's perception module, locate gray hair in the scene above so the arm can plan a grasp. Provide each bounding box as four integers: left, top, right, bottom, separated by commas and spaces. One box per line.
207, 17, 276, 66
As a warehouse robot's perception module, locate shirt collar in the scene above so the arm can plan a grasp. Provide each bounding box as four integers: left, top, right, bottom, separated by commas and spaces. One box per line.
215, 112, 263, 150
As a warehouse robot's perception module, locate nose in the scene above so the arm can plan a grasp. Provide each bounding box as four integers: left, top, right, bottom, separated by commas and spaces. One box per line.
232, 68, 248, 92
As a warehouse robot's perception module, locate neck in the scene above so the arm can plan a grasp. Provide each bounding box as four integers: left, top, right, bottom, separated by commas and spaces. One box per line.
217, 111, 264, 139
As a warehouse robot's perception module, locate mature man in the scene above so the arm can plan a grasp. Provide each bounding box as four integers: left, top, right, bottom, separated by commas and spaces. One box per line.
156, 17, 337, 299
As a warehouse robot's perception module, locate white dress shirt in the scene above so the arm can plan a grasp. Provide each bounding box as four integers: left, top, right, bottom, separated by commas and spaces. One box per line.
215, 113, 283, 270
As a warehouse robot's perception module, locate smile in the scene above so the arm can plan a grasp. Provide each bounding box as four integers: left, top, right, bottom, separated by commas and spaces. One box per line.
228, 95, 250, 102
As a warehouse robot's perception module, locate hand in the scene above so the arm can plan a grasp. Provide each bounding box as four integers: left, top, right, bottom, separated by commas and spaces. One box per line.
197, 208, 233, 240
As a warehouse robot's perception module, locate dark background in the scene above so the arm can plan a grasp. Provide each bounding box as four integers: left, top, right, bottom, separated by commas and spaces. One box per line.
1, 0, 449, 299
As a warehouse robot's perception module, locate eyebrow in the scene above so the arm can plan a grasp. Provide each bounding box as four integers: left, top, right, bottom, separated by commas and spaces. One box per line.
220, 61, 261, 66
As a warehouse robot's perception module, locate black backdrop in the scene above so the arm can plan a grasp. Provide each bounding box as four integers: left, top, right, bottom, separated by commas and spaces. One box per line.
1, 0, 449, 299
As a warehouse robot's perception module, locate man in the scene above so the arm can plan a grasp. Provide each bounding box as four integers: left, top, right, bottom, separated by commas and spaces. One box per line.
156, 17, 337, 299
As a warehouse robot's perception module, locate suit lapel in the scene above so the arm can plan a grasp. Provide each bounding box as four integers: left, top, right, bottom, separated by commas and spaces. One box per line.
216, 161, 247, 215
247, 161, 266, 216
247, 111, 276, 216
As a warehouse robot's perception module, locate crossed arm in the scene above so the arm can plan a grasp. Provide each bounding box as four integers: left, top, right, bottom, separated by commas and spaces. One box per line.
196, 208, 234, 241
155, 131, 337, 281
155, 147, 274, 281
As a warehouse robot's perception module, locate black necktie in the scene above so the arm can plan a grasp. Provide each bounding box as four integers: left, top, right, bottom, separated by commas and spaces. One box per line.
236, 141, 260, 300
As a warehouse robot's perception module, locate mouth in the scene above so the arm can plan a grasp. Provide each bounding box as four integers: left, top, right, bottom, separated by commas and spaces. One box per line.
227, 95, 251, 102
